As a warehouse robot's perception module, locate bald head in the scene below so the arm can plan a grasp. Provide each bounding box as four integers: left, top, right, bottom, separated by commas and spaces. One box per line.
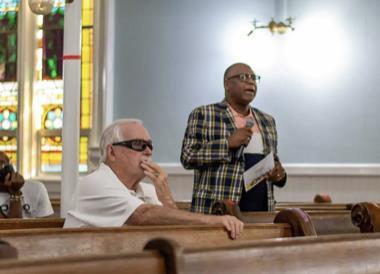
223, 63, 252, 83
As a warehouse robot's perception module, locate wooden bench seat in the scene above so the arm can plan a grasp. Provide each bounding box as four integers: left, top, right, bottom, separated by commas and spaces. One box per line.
1, 233, 380, 274
0, 224, 293, 260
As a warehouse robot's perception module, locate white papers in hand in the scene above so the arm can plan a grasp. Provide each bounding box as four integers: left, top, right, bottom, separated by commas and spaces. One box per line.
243, 152, 275, 192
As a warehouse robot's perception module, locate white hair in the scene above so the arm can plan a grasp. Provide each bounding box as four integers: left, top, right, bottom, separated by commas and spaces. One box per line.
99, 118, 143, 164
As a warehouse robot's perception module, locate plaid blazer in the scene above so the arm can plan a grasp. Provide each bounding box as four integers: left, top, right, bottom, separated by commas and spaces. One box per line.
181, 100, 279, 214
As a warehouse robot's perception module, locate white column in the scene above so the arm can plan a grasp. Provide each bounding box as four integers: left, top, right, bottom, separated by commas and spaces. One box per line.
17, 0, 37, 178
103, 0, 115, 127
88, 0, 115, 170
61, 0, 82, 217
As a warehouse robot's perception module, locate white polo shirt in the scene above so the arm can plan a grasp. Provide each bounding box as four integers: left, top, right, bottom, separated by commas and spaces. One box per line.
64, 163, 162, 228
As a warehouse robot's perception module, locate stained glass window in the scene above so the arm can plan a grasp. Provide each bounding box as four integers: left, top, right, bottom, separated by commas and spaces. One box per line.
0, 0, 18, 165
35, 0, 93, 174
42, 3, 64, 80
0, 106, 17, 130
0, 0, 17, 81
0, 0, 93, 175
81, 0, 93, 129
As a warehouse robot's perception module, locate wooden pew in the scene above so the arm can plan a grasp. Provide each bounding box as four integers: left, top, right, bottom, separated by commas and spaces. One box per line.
275, 201, 353, 211
165, 233, 380, 273
242, 210, 359, 235
1, 233, 380, 274
0, 223, 293, 260
0, 204, 360, 235
351, 202, 380, 232
0, 250, 166, 274
212, 200, 359, 235
0, 218, 64, 230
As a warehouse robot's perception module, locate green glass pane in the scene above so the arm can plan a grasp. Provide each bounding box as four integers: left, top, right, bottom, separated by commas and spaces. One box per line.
7, 12, 16, 28
8, 33, 16, 46
9, 112, 16, 121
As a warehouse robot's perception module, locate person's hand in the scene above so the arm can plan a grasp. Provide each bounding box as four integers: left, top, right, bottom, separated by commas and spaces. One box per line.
227, 128, 253, 149
4, 172, 24, 195
267, 160, 286, 183
140, 159, 176, 208
218, 215, 244, 239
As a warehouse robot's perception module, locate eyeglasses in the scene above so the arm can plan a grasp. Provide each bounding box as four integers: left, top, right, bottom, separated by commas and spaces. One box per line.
112, 139, 153, 152
227, 73, 261, 82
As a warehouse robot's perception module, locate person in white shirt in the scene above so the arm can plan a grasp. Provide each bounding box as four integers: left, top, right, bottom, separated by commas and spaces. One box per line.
64, 119, 244, 239
0, 151, 54, 218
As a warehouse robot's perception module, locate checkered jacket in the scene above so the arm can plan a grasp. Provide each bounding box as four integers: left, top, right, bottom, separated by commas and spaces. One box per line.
181, 100, 279, 214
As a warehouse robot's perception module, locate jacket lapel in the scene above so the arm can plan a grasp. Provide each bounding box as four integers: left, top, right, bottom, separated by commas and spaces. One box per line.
218, 100, 237, 133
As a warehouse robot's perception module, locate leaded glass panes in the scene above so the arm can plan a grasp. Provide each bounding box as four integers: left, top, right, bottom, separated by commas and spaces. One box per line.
81, 0, 93, 129
0, 0, 17, 81
42, 4, 64, 80
43, 106, 63, 130
36, 0, 93, 174
0, 106, 17, 130
40, 135, 62, 173
40, 135, 88, 173
0, 0, 17, 165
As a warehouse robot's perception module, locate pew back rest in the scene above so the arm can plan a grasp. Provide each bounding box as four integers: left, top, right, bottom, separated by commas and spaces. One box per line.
0, 250, 166, 274
0, 218, 64, 230
0, 224, 292, 260
181, 233, 380, 274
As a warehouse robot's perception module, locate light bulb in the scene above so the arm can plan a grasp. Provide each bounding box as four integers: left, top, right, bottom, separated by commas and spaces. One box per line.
276, 22, 288, 34
28, 0, 54, 15
268, 20, 278, 34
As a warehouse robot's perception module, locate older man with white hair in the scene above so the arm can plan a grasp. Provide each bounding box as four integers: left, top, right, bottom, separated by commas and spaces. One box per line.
64, 119, 243, 239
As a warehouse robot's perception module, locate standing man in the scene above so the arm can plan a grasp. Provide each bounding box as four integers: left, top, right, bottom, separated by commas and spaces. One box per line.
181, 63, 286, 214
64, 119, 243, 239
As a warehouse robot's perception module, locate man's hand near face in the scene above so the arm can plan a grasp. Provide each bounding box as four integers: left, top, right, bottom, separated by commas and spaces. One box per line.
140, 159, 177, 209
4, 172, 24, 196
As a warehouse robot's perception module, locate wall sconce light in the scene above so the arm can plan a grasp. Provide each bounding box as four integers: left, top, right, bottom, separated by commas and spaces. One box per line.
28, 0, 74, 15
247, 17, 295, 36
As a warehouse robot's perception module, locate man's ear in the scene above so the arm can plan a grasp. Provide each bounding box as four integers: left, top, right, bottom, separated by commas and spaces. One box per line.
106, 144, 116, 162
224, 79, 229, 90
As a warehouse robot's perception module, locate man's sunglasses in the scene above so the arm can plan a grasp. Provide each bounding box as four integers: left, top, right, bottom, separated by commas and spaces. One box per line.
112, 139, 153, 152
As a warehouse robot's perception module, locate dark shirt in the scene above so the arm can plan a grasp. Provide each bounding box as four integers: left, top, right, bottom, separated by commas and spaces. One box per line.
239, 153, 268, 211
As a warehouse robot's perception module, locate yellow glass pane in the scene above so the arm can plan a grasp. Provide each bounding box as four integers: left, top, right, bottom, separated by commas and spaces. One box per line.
82, 0, 92, 10
81, 81, 90, 97
82, 46, 90, 63
81, 63, 90, 79
82, 99, 90, 113
82, 10, 93, 26
81, 116, 90, 128
82, 30, 90, 45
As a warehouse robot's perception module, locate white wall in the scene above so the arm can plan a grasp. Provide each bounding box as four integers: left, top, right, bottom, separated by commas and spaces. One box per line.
163, 164, 380, 203
113, 0, 380, 164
